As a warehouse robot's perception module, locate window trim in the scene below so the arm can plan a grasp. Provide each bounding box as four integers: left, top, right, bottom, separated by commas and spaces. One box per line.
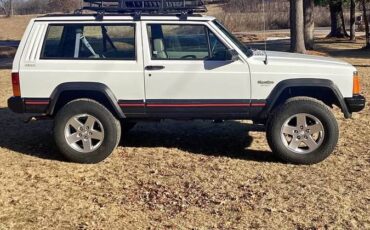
205, 27, 212, 59
146, 23, 231, 61
40, 23, 137, 61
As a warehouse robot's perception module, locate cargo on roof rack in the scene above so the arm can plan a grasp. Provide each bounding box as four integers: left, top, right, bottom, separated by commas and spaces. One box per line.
82, 0, 207, 14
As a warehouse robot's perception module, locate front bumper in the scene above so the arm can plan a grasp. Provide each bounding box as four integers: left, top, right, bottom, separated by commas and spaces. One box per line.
345, 95, 366, 113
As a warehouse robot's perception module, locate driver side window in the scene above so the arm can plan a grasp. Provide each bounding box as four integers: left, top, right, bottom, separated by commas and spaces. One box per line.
147, 24, 229, 61
208, 30, 230, 61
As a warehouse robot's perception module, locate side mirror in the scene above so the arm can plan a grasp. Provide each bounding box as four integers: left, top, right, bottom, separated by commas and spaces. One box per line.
226, 49, 240, 62
209, 49, 240, 61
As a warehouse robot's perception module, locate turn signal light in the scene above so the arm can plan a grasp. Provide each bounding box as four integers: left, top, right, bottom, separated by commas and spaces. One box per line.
353, 72, 361, 95
12, 72, 21, 97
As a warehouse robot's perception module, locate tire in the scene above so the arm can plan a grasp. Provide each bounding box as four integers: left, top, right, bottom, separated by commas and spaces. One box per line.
266, 97, 339, 165
54, 99, 121, 164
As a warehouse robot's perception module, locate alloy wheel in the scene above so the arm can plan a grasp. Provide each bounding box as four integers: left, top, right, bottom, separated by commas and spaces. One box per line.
64, 114, 105, 153
280, 113, 325, 154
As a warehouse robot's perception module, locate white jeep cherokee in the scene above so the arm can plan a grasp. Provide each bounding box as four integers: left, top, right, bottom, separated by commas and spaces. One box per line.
7, 1, 366, 164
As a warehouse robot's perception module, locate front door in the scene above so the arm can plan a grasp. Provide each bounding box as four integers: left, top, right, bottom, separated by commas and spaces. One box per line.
142, 21, 251, 119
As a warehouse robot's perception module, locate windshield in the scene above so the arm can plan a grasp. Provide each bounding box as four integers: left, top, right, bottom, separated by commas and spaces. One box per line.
212, 20, 253, 57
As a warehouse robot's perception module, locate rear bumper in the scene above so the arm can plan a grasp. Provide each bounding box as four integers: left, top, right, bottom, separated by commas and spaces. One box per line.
8, 97, 24, 113
345, 95, 366, 113
8, 97, 50, 114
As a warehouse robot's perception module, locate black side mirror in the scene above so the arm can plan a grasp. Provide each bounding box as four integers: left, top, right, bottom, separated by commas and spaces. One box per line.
208, 49, 240, 61
226, 49, 240, 62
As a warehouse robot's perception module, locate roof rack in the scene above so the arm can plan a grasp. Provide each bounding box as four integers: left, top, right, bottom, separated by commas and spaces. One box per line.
81, 0, 207, 20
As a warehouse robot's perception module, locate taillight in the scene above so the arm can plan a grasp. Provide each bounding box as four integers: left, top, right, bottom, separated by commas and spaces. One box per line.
353, 72, 361, 95
12, 72, 21, 97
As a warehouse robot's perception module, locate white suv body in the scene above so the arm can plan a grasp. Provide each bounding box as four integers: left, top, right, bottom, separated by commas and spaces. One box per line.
8, 14, 366, 164
15, 16, 355, 102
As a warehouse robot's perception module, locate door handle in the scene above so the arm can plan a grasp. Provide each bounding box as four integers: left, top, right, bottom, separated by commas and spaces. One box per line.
145, 65, 165, 71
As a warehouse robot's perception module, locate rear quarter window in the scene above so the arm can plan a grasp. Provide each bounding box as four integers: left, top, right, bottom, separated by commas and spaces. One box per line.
41, 23, 136, 60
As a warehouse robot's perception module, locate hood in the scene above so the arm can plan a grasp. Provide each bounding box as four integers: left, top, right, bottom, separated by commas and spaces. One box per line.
253, 50, 354, 70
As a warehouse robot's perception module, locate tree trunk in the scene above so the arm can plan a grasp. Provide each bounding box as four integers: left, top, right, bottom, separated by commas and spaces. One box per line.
328, 0, 346, 37
0, 6, 6, 15
304, 0, 315, 49
362, 0, 370, 48
350, 0, 356, 40
290, 0, 306, 53
0, 0, 9, 17
9, 0, 13, 16
340, 4, 350, 37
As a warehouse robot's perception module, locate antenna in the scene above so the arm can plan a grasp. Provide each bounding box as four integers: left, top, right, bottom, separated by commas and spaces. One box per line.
262, 0, 268, 65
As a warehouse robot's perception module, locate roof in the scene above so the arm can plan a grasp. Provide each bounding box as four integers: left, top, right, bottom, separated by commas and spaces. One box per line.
36, 14, 216, 22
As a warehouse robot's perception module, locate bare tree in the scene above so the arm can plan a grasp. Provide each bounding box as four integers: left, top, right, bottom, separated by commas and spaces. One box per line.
9, 0, 12, 16
362, 0, 370, 48
0, 0, 5, 15
15, 0, 48, 14
340, 2, 350, 37
0, 0, 11, 16
304, 0, 315, 49
47, 0, 81, 13
350, 0, 356, 40
328, 0, 348, 37
290, 0, 306, 53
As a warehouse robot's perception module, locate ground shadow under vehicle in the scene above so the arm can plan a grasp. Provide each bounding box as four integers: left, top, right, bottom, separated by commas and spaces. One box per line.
0, 107, 277, 163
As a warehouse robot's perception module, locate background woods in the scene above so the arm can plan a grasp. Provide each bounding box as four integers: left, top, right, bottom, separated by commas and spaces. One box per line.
0, 0, 369, 51
0, 0, 82, 15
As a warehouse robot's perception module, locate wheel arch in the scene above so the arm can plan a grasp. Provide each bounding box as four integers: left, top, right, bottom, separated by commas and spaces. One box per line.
261, 79, 351, 119
48, 82, 125, 119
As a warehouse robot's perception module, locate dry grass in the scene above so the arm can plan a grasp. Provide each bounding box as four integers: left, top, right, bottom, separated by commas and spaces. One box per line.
0, 15, 33, 63
0, 39, 369, 229
0, 15, 37, 41
315, 38, 370, 67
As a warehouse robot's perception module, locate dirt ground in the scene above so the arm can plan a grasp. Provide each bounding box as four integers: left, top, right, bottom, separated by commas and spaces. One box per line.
0, 38, 369, 229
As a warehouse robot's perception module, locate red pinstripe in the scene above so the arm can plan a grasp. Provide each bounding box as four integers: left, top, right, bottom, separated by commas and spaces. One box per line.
119, 103, 266, 107
119, 103, 146, 107
25, 101, 49, 105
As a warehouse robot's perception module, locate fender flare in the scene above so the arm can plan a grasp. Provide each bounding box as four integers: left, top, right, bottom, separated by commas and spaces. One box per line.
261, 78, 351, 119
47, 82, 125, 118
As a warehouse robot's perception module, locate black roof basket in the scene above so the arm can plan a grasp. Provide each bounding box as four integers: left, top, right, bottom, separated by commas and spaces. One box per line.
82, 0, 207, 15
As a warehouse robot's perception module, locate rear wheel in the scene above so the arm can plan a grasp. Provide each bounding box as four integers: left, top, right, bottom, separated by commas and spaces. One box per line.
54, 99, 121, 164
266, 97, 339, 164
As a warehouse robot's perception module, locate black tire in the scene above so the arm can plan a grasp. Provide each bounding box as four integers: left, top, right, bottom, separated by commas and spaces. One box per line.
54, 99, 121, 164
266, 97, 339, 165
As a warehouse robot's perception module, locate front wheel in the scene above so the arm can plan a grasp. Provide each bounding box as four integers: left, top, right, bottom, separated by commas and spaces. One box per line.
266, 97, 339, 165
54, 99, 121, 164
